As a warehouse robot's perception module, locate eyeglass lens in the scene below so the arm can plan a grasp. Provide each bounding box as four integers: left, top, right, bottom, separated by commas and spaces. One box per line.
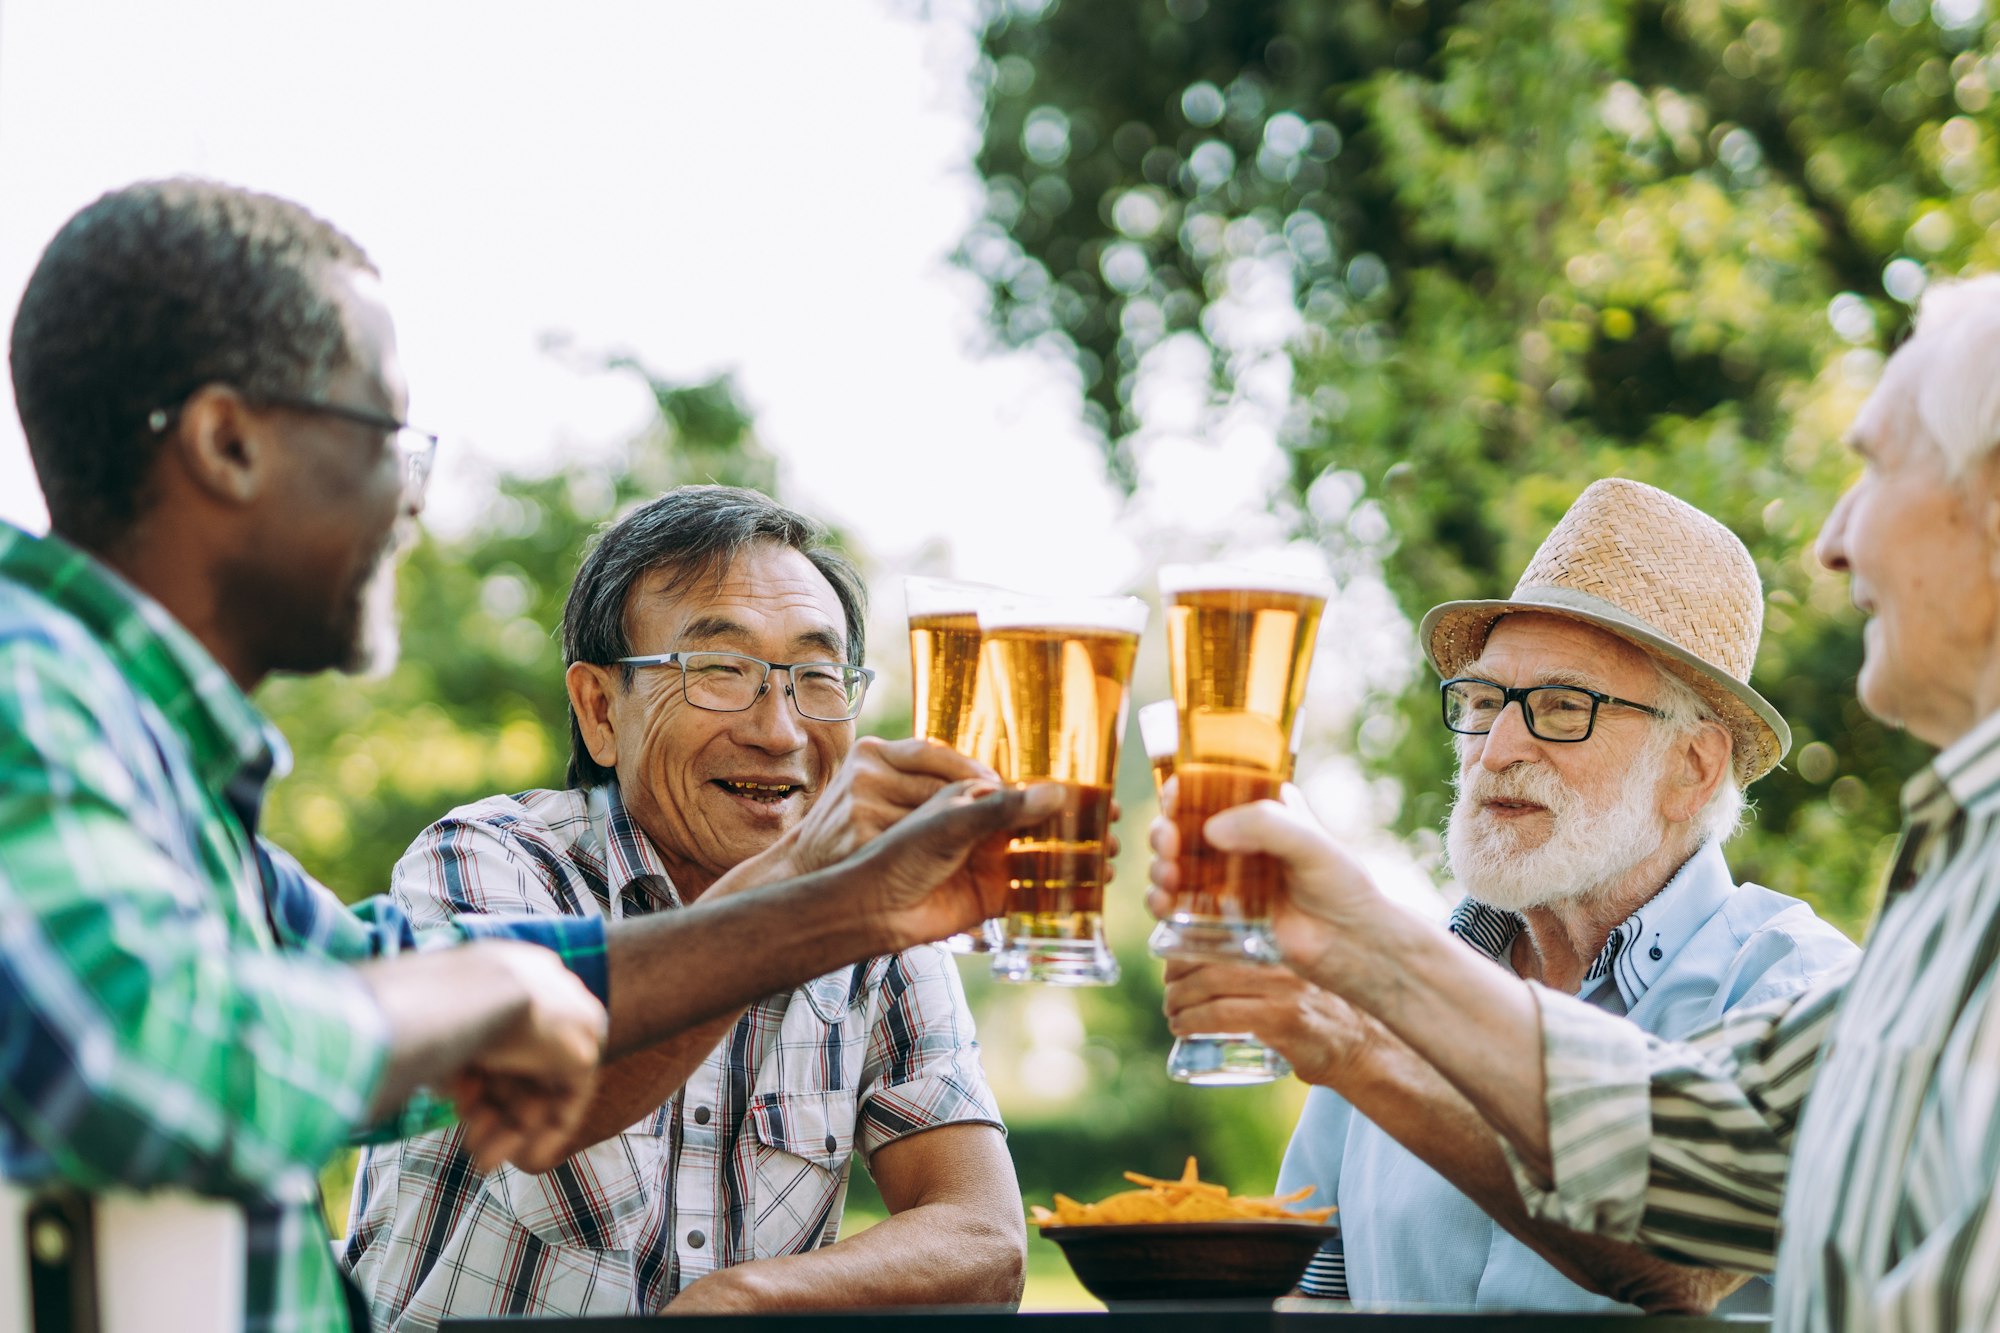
680, 652, 866, 720
1444, 680, 1598, 741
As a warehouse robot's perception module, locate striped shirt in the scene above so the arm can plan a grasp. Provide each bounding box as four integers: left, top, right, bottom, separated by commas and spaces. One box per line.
0, 525, 609, 1333
1284, 842, 1855, 1310
1507, 706, 2000, 1332
341, 784, 1002, 1328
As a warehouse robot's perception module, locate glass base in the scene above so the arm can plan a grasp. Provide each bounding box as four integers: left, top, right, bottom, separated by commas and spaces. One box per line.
1148, 915, 1282, 964
940, 920, 1001, 954
1167, 1034, 1292, 1086
991, 934, 1120, 987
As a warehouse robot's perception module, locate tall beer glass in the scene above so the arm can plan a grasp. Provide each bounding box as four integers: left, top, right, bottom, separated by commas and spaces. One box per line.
1143, 697, 1300, 1085
906, 577, 1010, 954
982, 595, 1148, 986
1148, 565, 1329, 965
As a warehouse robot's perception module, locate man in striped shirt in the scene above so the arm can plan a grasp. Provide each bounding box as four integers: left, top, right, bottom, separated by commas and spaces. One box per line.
1163, 479, 1855, 1313
343, 488, 1024, 1326
1151, 274, 2000, 1331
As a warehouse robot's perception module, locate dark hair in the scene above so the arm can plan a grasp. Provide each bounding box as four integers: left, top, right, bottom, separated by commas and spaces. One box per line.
561, 485, 868, 788
9, 178, 376, 548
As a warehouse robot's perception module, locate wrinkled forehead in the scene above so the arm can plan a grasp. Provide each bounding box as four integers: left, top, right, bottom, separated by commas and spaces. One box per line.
624, 542, 848, 655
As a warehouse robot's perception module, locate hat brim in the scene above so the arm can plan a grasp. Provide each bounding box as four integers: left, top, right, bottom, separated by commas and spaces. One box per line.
1419, 586, 1790, 786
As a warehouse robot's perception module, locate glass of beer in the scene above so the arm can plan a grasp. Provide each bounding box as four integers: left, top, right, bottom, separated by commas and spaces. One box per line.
1148, 565, 1329, 965
981, 594, 1148, 986
1144, 698, 1299, 1086
906, 577, 1011, 954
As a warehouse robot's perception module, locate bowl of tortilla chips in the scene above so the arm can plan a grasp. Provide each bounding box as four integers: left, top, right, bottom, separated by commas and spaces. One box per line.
1029, 1157, 1336, 1304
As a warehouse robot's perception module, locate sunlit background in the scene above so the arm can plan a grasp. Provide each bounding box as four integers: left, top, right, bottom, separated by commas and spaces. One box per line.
5, 0, 1987, 1311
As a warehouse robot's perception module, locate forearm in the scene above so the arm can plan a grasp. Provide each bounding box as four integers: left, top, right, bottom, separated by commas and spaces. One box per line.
1329, 910, 1556, 1179
685, 1201, 1026, 1310
603, 869, 886, 1056
1340, 1028, 1745, 1312
553, 1011, 741, 1157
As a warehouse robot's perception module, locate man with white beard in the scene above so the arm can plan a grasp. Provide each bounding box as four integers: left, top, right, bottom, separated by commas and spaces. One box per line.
1161, 479, 1857, 1314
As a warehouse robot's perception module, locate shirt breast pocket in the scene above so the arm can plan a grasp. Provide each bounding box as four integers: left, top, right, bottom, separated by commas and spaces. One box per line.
744, 1090, 857, 1257
492, 1130, 662, 1254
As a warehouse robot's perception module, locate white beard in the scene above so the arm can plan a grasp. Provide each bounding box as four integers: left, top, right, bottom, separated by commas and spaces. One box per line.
1445, 739, 1670, 912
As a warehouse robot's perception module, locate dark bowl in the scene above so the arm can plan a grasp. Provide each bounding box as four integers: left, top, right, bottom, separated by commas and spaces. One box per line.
1039, 1221, 1338, 1304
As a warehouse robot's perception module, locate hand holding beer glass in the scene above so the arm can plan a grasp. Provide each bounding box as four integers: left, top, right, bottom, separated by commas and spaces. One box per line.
906, 577, 1011, 954
1149, 565, 1328, 973
982, 595, 1147, 986
1142, 698, 1300, 1085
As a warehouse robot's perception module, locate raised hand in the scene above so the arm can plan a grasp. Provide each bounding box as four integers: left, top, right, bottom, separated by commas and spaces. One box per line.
839, 778, 1066, 952
765, 736, 995, 879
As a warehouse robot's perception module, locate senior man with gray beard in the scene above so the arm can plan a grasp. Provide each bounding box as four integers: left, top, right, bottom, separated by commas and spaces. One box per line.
1161, 480, 1857, 1314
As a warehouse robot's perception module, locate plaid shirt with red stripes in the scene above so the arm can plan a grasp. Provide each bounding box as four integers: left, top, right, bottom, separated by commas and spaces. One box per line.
339, 784, 1002, 1329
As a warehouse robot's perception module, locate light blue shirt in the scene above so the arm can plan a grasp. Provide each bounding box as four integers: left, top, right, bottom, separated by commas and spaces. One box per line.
1277, 841, 1859, 1313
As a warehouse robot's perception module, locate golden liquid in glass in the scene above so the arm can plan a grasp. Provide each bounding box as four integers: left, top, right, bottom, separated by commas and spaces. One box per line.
1165, 587, 1324, 920
908, 613, 1007, 767
983, 625, 1139, 941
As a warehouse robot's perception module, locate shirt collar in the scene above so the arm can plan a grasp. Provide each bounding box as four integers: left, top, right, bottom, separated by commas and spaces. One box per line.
586, 783, 681, 915
1913, 705, 2000, 821
0, 523, 284, 800
1448, 841, 1735, 1009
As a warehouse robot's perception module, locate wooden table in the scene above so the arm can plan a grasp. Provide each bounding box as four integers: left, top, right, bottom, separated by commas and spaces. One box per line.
443, 1305, 1768, 1330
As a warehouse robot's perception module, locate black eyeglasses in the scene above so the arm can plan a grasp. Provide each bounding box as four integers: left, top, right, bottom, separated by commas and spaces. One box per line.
615, 651, 875, 722
147, 392, 439, 502
1440, 676, 1662, 743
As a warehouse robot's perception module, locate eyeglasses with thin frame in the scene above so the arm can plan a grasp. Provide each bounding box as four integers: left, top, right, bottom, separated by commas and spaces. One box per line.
1440, 676, 1663, 744
146, 392, 439, 502
615, 650, 876, 722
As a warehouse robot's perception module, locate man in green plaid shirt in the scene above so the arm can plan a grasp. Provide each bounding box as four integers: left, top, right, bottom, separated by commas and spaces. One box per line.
0, 180, 1052, 1333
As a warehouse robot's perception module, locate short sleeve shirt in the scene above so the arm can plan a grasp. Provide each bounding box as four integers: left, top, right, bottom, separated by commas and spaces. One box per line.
340, 784, 1003, 1329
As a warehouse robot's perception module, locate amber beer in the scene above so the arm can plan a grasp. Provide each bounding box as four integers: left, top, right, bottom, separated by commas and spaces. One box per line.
906, 579, 1013, 954
980, 596, 1147, 986
1152, 567, 1328, 962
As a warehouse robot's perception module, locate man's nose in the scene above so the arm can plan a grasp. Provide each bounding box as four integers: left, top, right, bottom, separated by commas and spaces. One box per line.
1815, 486, 1853, 573
737, 672, 811, 749
1476, 700, 1542, 771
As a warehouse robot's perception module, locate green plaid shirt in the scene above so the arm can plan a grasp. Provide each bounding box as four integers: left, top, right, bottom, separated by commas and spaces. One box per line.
0, 525, 607, 1333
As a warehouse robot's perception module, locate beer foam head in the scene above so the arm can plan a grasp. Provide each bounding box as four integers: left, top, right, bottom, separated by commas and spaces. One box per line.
978, 594, 1150, 637
1158, 563, 1335, 602
1138, 700, 1179, 758
904, 575, 1012, 620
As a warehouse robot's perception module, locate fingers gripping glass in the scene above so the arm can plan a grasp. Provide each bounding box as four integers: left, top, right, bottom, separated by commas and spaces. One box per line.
1441, 677, 1662, 742
616, 651, 876, 722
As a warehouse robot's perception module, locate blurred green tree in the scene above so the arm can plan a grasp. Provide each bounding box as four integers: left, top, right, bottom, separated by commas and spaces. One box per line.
961, 0, 1999, 936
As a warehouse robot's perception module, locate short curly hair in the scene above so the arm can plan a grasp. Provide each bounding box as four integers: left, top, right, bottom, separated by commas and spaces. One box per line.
9, 178, 377, 548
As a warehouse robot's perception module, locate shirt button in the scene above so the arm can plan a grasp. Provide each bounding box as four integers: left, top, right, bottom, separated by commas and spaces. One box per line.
824, 1134, 839, 1156
687, 1230, 705, 1250
1648, 945, 1664, 961
693, 1105, 711, 1126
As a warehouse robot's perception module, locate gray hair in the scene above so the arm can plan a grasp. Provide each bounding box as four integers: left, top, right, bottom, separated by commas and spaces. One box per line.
1646, 662, 1746, 848
560, 485, 867, 789
1898, 274, 2000, 477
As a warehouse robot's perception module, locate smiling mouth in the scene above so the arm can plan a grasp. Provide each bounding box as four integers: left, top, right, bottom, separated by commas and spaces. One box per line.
1484, 799, 1547, 815
715, 779, 802, 805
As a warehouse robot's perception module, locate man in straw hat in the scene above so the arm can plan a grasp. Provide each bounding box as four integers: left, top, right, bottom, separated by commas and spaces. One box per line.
1161, 478, 1855, 1313
1153, 273, 2000, 1332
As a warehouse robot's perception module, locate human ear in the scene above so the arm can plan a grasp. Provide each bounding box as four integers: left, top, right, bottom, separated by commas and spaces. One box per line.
165, 385, 266, 505
1662, 721, 1731, 824
566, 661, 625, 770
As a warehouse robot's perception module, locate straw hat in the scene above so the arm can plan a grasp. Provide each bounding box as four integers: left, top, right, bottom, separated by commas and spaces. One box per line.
1417, 479, 1788, 785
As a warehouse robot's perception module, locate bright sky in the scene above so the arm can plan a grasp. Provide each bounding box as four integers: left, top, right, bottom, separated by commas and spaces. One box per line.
0, 0, 1443, 917
0, 0, 1144, 589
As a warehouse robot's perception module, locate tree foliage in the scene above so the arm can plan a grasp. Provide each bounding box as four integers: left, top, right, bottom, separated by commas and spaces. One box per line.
962, 0, 1996, 934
